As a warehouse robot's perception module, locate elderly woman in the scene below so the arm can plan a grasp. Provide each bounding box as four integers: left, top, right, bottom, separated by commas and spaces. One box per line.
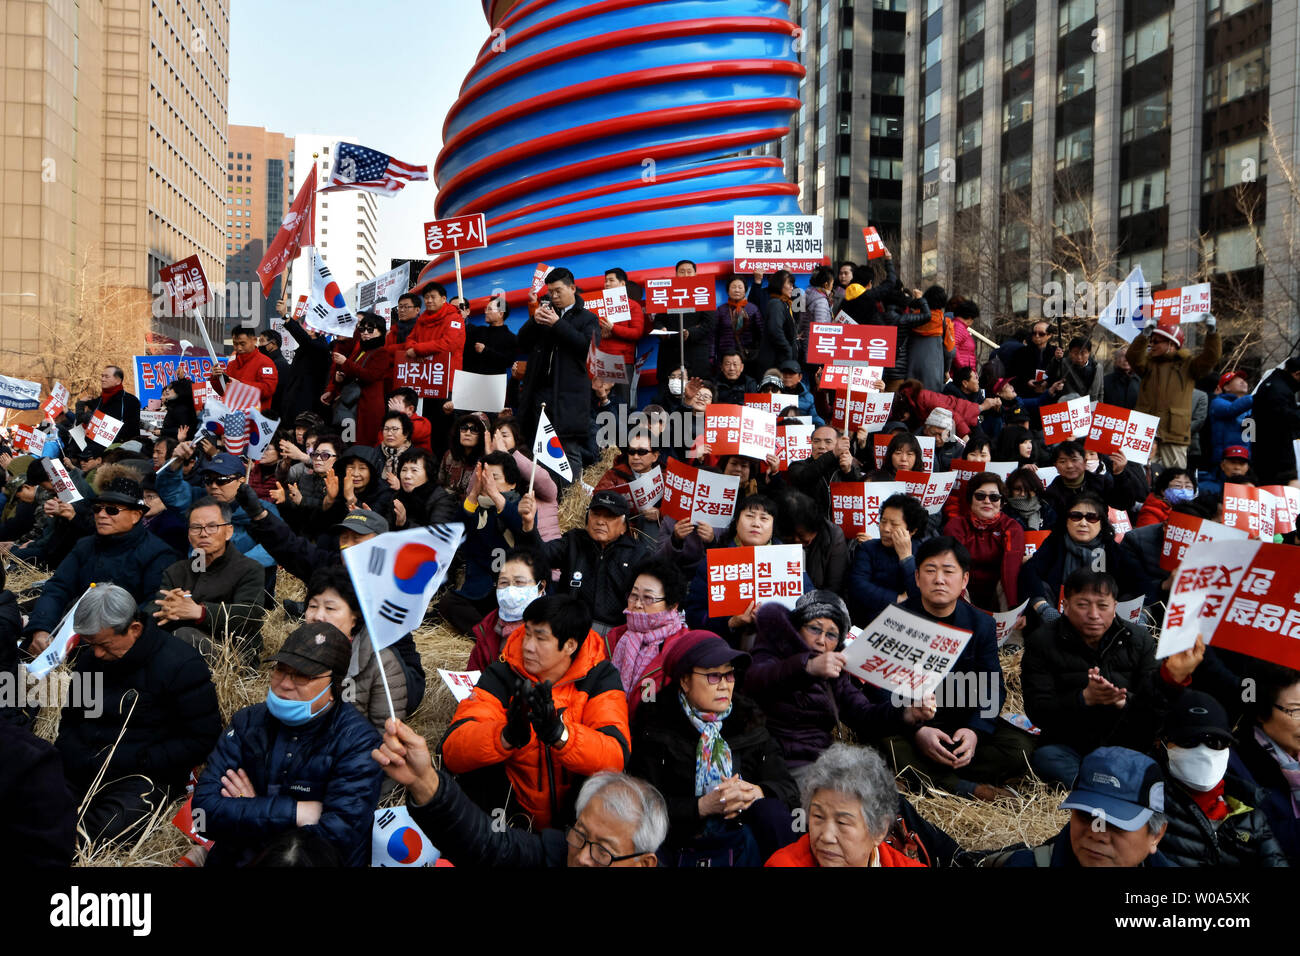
712, 277, 763, 375
438, 412, 488, 497
628, 631, 799, 866
322, 313, 393, 439
766, 744, 925, 867
868, 430, 924, 481
1019, 492, 1157, 625
1235, 663, 1300, 864
603, 557, 690, 717
1004, 466, 1056, 532
466, 548, 547, 672
490, 417, 560, 541
392, 447, 462, 528
942, 473, 1025, 611
377, 410, 413, 479
749, 592, 928, 773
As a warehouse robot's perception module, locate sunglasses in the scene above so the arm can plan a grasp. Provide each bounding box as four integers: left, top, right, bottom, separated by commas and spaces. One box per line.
693, 669, 736, 684
972, 491, 1002, 503
91, 503, 130, 516
1171, 735, 1230, 751
627, 448, 653, 456
204, 474, 242, 486
309, 451, 335, 460
1067, 511, 1102, 523
460, 424, 483, 433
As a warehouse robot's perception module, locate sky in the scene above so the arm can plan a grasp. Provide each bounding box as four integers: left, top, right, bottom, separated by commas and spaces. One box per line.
227, 0, 485, 268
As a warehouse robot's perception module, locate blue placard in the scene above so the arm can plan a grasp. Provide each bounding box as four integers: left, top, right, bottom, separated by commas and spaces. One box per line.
133, 355, 229, 408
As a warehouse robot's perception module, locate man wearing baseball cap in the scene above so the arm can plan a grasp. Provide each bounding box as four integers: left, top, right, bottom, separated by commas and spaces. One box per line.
518, 488, 649, 634
1208, 370, 1253, 466
778, 359, 824, 426
1005, 747, 1175, 866
1154, 690, 1289, 867
1197, 443, 1259, 498
194, 621, 383, 867
1125, 315, 1221, 470
239, 483, 389, 586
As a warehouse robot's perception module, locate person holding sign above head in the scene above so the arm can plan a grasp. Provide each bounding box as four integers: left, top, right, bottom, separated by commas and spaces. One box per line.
275, 295, 333, 424
440, 594, 630, 831
1125, 315, 1221, 471
596, 268, 646, 402
877, 537, 1032, 802
1020, 569, 1202, 788
628, 630, 799, 866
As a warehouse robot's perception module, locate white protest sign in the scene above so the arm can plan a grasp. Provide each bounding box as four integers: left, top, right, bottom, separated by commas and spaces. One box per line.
43, 458, 82, 504
917, 435, 935, 471
691, 469, 742, 528
601, 287, 631, 323
356, 263, 410, 320
991, 600, 1029, 648
586, 340, 630, 383
437, 669, 481, 704
626, 466, 664, 510
85, 410, 124, 446
1156, 539, 1259, 658
842, 604, 973, 700
25, 588, 91, 678
733, 214, 825, 273
1116, 595, 1145, 626
775, 424, 813, 470
450, 371, 507, 413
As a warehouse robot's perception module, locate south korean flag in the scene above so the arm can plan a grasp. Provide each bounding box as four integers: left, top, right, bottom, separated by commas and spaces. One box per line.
303, 247, 358, 337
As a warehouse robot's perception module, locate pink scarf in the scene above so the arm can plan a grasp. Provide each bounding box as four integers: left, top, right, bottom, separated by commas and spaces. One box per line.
612, 609, 685, 694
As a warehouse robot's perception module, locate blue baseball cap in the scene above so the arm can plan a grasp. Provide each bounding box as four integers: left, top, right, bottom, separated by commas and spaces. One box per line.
1059, 746, 1165, 832
200, 452, 245, 477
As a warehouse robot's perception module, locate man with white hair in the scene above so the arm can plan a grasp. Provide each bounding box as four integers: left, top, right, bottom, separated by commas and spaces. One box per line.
374, 717, 667, 867
54, 584, 221, 847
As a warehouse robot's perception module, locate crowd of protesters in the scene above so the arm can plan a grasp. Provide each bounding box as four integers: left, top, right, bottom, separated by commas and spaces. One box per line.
2, 257, 1299, 871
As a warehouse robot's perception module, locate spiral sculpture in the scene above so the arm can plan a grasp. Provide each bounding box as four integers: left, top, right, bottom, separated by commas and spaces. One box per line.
417, 0, 806, 306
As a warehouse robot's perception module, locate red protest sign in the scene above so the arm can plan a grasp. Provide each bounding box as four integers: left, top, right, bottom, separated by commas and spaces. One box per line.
744, 393, 797, 416
703, 404, 777, 460
830, 481, 906, 539
531, 264, 551, 294
660, 457, 741, 527
1023, 530, 1051, 560
806, 323, 896, 367
1109, 507, 1132, 541
829, 391, 893, 433
1261, 485, 1300, 535
424, 213, 487, 255
861, 226, 888, 260
160, 255, 211, 314
897, 471, 959, 515
1222, 484, 1277, 541
1039, 397, 1091, 445
775, 424, 813, 470
819, 365, 884, 393
292, 295, 309, 320
1149, 289, 1183, 323
41, 381, 69, 420
949, 459, 989, 494
644, 277, 715, 315
660, 457, 696, 523
10, 424, 40, 453
394, 355, 451, 399
1085, 403, 1159, 466
1159, 512, 1249, 572
705, 544, 804, 616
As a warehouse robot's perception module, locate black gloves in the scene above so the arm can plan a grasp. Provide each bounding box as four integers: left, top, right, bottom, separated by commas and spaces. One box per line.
234, 481, 265, 520
502, 677, 533, 749
527, 680, 566, 747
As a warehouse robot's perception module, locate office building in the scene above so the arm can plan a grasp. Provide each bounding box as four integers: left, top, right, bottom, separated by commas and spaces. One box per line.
224, 125, 295, 331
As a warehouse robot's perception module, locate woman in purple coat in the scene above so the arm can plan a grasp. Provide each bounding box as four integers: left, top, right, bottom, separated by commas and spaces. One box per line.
712, 277, 763, 377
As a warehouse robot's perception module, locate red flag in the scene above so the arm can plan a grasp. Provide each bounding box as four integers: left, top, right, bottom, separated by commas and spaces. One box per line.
255, 166, 317, 296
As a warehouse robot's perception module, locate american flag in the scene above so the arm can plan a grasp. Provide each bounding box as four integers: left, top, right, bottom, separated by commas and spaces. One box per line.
321, 142, 428, 197
222, 410, 249, 455
221, 377, 262, 412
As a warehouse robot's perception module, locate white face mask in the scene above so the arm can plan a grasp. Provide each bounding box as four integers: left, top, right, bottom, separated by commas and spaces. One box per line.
668, 378, 684, 396
497, 585, 539, 622
1166, 743, 1230, 792
1085, 459, 1101, 473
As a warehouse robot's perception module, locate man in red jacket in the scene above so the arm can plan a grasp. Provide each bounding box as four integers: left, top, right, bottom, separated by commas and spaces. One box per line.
224, 326, 279, 413
409, 283, 466, 456
600, 268, 647, 403
385, 387, 433, 453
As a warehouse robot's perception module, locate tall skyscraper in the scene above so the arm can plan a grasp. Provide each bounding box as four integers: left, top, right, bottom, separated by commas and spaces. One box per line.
290, 134, 379, 304
0, 0, 229, 361
224, 125, 295, 332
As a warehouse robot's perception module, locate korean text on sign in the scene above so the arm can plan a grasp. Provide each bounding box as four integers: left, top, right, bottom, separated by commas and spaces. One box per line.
423, 213, 487, 255
806, 323, 897, 367
706, 544, 804, 617
394, 356, 450, 399
644, 278, 715, 315
842, 604, 974, 699
732, 215, 825, 274
159, 255, 211, 314
1085, 403, 1159, 466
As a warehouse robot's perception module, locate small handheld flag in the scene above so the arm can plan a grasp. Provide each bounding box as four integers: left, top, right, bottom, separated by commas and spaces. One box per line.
531, 405, 573, 485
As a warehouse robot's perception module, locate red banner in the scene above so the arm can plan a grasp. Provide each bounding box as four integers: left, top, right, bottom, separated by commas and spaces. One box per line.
806, 323, 897, 367
1085, 403, 1160, 466
644, 278, 715, 315
159, 255, 212, 314
1023, 530, 1051, 560
830, 481, 907, 540
775, 424, 813, 470
703, 404, 777, 460
1159, 512, 1249, 572
256, 165, 316, 296
394, 355, 451, 399
424, 213, 487, 255
705, 544, 805, 617
1222, 483, 1277, 541
861, 226, 888, 259
1039, 397, 1091, 445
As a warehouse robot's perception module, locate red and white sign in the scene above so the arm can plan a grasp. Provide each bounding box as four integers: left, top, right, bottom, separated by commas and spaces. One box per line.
806, 323, 897, 367
992, 600, 1030, 648
292, 294, 309, 320
1158, 540, 1300, 669
423, 213, 487, 255
531, 264, 551, 295
733, 214, 825, 274
660, 457, 741, 529
1222, 483, 1278, 541
160, 255, 212, 314
85, 410, 124, 446
820, 365, 884, 393
1261, 485, 1300, 535
1159, 512, 1249, 572
949, 459, 991, 494
1023, 530, 1051, 560
172, 795, 214, 850
608, 467, 665, 514
842, 604, 973, 699
1109, 507, 1133, 541
394, 356, 451, 399
10, 424, 40, 453
597, 287, 631, 323
586, 341, 629, 383
437, 668, 482, 704
43, 457, 83, 504
703, 404, 778, 460
1085, 403, 1160, 466
644, 278, 715, 315
1149, 283, 1212, 323
896, 470, 960, 515
744, 393, 798, 416
775, 424, 813, 470
861, 226, 888, 260
1039, 397, 1092, 445
706, 544, 804, 616
830, 481, 907, 539
41, 381, 69, 420
830, 392, 893, 434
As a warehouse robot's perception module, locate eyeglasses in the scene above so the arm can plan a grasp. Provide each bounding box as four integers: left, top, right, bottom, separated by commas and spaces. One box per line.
972, 491, 1002, 503
801, 623, 840, 643
1067, 511, 1102, 523
204, 474, 242, 487
91, 503, 128, 516
188, 522, 232, 536
627, 591, 665, 608
382, 426, 404, 433
1273, 703, 1300, 720
1032, 330, 1050, 338
272, 663, 329, 687
563, 826, 641, 866
1171, 735, 1231, 751
693, 669, 736, 684
309, 451, 336, 460
460, 424, 483, 433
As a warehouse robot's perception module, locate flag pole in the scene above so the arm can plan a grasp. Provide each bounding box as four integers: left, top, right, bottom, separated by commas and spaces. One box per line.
843, 387, 853, 441
370, 628, 398, 724
453, 250, 464, 303
529, 402, 545, 496
678, 312, 686, 380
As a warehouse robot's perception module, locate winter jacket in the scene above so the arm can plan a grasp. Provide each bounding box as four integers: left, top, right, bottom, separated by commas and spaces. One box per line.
1019, 531, 1158, 614
1008, 344, 1063, 397
1103, 368, 1140, 410
1156, 763, 1290, 868
943, 513, 1024, 610
952, 318, 976, 372
712, 301, 763, 369
467, 609, 515, 674
440, 626, 630, 829
1189, 388, 1209, 459
900, 384, 980, 438
1004, 823, 1176, 867
280, 318, 333, 423
1059, 358, 1103, 402
517, 297, 599, 441
244, 508, 341, 584
603, 621, 691, 720
518, 526, 650, 630
785, 449, 864, 518
1041, 468, 1143, 519
715, 372, 760, 406
748, 604, 904, 767
261, 345, 290, 418
324, 341, 394, 448
801, 518, 848, 592
753, 297, 798, 372
1208, 392, 1253, 464
56, 623, 220, 798
595, 297, 647, 367
408, 302, 467, 380
766, 832, 925, 867
462, 323, 519, 377
155, 464, 279, 568
1020, 615, 1181, 755
1250, 368, 1300, 483
1135, 493, 1171, 528
510, 451, 560, 541
846, 539, 921, 622
1234, 731, 1300, 864
160, 394, 198, 441
24, 522, 179, 636
225, 350, 279, 413
0, 721, 76, 866
348, 627, 410, 733
147, 545, 267, 647
84, 387, 143, 441
1125, 331, 1222, 446
786, 379, 824, 426
628, 691, 798, 848
458, 496, 525, 601
194, 698, 383, 867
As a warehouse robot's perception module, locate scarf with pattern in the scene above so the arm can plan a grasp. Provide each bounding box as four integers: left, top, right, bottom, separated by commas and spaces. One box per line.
680, 690, 733, 797
1254, 725, 1300, 817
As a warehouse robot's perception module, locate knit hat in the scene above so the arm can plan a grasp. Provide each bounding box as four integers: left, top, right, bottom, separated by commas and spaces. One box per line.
791, 590, 850, 645
924, 407, 954, 432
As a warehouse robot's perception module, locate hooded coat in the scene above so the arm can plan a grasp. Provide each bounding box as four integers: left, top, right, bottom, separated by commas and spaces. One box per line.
1125, 331, 1222, 445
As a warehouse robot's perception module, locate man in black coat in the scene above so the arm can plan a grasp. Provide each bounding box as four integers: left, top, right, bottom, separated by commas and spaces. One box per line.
257, 329, 291, 419
1251, 358, 1300, 483
0, 720, 76, 865
785, 426, 863, 519
1007, 320, 1064, 398
1103, 349, 1140, 410
516, 267, 597, 482
71, 365, 142, 442
517, 490, 649, 634
274, 298, 333, 424
54, 584, 221, 846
